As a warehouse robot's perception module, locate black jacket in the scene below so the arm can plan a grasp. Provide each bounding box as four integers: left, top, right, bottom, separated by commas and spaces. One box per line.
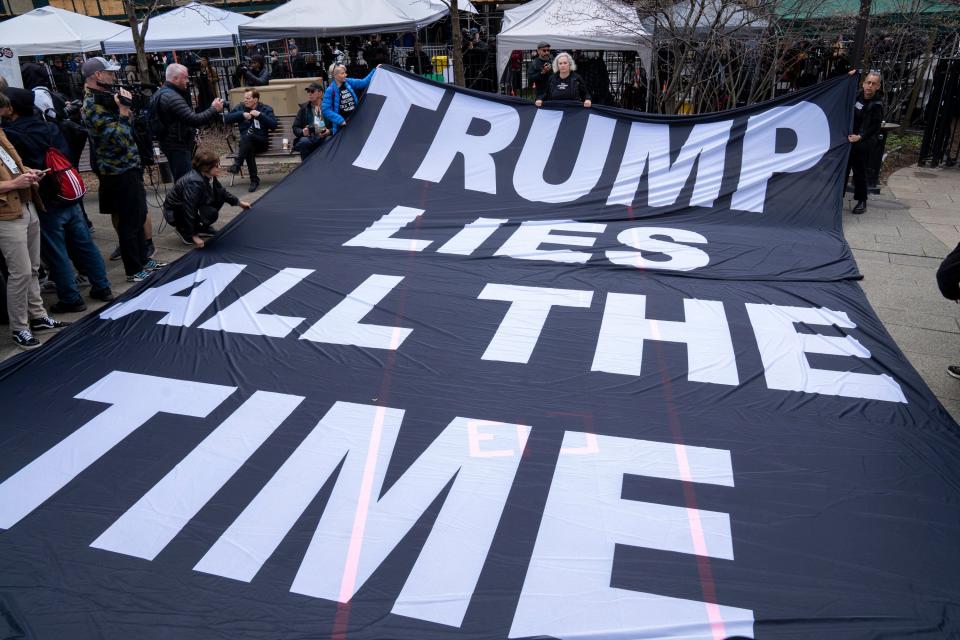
3, 114, 73, 211
853, 90, 883, 144
538, 72, 591, 102
223, 102, 277, 142
242, 65, 270, 87
527, 55, 553, 90
155, 82, 221, 149
163, 169, 239, 238
938, 242, 960, 301
292, 100, 326, 142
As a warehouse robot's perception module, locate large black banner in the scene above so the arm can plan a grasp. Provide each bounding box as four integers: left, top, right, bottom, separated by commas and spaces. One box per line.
1, 67, 958, 640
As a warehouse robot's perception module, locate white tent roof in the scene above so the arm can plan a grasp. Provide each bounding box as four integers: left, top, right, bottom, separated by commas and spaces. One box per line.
102, 2, 253, 54
239, 0, 476, 40
496, 0, 649, 82
0, 6, 126, 56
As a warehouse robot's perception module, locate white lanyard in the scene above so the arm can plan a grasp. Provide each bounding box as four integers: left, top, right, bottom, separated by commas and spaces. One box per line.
0, 145, 20, 175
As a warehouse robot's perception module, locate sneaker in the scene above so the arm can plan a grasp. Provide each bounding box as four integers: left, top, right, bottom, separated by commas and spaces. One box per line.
144, 259, 167, 271
12, 329, 40, 350
109, 246, 122, 261
40, 277, 57, 293
145, 239, 156, 259
50, 298, 87, 313
126, 270, 152, 283
30, 316, 71, 331
75, 274, 91, 288
177, 229, 194, 245
948, 365, 960, 380
198, 225, 218, 237
90, 288, 115, 302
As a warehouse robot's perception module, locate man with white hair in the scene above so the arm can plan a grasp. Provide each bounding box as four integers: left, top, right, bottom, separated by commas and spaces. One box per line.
153, 63, 224, 180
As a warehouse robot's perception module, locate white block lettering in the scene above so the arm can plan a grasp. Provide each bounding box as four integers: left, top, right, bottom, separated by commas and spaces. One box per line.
607, 227, 710, 272
495, 220, 606, 264
299, 274, 411, 349
343, 205, 431, 252
413, 93, 520, 194
592, 294, 739, 385
479, 283, 593, 363
0, 371, 235, 529
745, 303, 907, 402
198, 268, 313, 337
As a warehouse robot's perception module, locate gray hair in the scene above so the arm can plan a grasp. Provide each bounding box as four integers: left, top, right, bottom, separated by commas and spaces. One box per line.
865, 70, 882, 84
552, 52, 576, 74
165, 63, 188, 81
328, 63, 346, 79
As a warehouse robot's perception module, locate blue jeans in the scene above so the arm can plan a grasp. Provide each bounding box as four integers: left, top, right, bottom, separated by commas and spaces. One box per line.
39, 202, 110, 303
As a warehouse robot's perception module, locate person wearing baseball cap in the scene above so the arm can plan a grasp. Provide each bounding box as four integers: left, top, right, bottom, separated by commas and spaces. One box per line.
528, 42, 554, 93
81, 56, 120, 79
81, 55, 165, 283
292, 82, 330, 161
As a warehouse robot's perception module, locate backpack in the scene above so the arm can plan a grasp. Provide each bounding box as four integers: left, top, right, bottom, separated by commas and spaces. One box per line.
44, 143, 85, 203
146, 86, 173, 141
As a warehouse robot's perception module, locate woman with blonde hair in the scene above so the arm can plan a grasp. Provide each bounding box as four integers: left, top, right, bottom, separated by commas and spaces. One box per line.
534, 52, 592, 108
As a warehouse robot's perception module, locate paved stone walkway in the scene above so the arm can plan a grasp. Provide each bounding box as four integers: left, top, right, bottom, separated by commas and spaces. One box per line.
3, 165, 960, 422
844, 166, 960, 421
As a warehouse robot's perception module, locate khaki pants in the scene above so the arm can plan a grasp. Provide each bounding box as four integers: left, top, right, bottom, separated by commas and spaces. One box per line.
0, 205, 45, 332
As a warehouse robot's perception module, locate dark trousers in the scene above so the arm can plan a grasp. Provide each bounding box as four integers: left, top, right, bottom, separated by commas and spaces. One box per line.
174, 204, 220, 241
234, 135, 267, 180
847, 141, 872, 202
161, 144, 194, 182
100, 170, 148, 276
295, 136, 324, 161
39, 203, 111, 303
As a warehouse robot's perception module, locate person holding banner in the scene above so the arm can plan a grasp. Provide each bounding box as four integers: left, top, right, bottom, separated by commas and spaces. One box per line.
847, 71, 883, 214
534, 52, 592, 109
292, 82, 331, 161
322, 64, 376, 136
163, 148, 250, 249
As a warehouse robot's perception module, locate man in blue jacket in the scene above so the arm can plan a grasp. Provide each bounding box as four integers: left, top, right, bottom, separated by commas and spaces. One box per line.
322, 65, 376, 135
224, 89, 276, 192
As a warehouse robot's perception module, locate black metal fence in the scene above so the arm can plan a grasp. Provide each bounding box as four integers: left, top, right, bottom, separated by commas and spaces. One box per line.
918, 57, 960, 167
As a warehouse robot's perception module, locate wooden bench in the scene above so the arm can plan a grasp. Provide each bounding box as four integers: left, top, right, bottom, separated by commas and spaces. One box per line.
225, 115, 301, 182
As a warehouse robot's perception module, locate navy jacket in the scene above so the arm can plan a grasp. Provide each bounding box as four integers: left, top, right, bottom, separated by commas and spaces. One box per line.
223, 102, 277, 142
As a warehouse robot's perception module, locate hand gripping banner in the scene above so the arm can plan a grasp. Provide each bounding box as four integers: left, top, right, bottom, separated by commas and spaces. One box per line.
0, 67, 958, 640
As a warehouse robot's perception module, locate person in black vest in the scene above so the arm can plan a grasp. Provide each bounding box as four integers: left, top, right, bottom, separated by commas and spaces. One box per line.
535, 52, 592, 108
224, 88, 277, 192
164, 147, 250, 248
847, 71, 883, 214
292, 82, 331, 161
154, 63, 224, 181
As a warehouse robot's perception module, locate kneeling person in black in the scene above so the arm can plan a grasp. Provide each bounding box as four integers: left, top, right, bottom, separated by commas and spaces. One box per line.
224, 89, 277, 192
164, 148, 250, 249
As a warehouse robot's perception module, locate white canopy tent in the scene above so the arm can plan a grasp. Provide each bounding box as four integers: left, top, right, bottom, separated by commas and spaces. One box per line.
0, 6, 126, 56
101, 2, 256, 54
496, 0, 650, 86
238, 0, 476, 40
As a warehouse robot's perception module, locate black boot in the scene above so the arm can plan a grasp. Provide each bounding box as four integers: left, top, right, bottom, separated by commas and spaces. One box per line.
852, 200, 866, 215
226, 163, 241, 175
248, 177, 260, 192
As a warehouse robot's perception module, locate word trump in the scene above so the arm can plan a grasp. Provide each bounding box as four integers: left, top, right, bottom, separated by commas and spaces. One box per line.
354, 68, 832, 213
100, 263, 906, 404
0, 371, 755, 639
